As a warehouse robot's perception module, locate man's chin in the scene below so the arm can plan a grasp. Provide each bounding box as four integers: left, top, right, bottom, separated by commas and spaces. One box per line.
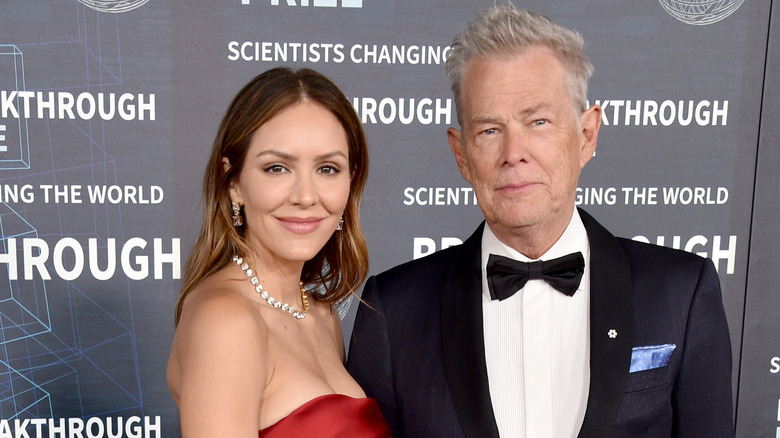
492, 208, 548, 228
487, 217, 542, 233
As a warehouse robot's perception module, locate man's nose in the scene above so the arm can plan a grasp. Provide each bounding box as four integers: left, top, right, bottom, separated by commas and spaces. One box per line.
500, 127, 530, 166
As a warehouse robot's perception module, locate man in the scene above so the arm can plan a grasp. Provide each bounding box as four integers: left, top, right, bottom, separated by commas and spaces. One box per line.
347, 4, 734, 438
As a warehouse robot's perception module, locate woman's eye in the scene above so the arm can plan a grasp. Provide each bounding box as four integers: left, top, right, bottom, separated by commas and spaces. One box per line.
318, 165, 340, 175
264, 165, 287, 174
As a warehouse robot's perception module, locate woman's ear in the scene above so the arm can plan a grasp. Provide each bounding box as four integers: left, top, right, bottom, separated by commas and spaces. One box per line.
222, 157, 243, 204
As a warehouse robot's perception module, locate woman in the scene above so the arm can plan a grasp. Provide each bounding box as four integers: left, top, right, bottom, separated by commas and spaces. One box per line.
167, 68, 390, 437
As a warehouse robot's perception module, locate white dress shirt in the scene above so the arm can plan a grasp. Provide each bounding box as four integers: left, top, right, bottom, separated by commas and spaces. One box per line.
481, 209, 591, 438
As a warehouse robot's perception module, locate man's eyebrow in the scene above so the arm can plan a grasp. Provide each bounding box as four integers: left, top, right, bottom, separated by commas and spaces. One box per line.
469, 103, 553, 126
518, 102, 552, 116
469, 115, 504, 127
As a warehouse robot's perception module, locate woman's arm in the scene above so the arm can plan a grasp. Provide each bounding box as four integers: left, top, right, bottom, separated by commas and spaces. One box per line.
171, 291, 267, 437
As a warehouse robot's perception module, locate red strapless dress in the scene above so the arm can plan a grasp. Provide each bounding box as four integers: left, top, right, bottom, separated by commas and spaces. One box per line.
258, 394, 391, 437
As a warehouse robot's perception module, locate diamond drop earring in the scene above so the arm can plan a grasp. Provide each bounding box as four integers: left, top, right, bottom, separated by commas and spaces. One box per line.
231, 202, 243, 227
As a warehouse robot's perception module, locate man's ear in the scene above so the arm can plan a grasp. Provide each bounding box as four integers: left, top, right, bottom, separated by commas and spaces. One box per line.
447, 127, 472, 184
578, 105, 602, 169
222, 157, 243, 204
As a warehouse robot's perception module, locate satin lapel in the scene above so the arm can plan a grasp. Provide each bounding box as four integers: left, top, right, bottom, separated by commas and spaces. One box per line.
578, 209, 635, 437
441, 223, 500, 438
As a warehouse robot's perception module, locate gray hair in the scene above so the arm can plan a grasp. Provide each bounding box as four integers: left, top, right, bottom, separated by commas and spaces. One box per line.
445, 3, 594, 124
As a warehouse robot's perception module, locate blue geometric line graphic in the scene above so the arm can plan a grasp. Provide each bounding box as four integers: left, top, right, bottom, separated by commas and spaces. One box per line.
0, 3, 143, 430
0, 358, 53, 421
0, 204, 51, 346
0, 45, 31, 169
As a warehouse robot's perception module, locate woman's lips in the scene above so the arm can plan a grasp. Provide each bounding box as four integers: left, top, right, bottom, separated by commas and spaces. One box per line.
276, 217, 324, 234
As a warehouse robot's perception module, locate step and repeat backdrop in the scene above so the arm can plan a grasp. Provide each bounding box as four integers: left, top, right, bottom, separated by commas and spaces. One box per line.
0, 0, 776, 436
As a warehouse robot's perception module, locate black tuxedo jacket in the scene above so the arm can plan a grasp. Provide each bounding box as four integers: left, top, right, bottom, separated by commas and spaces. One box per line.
347, 209, 734, 437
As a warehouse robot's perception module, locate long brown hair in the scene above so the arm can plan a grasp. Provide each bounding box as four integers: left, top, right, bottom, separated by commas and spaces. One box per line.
175, 67, 369, 325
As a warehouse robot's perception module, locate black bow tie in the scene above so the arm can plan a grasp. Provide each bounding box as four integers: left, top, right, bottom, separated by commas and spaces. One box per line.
486, 252, 585, 300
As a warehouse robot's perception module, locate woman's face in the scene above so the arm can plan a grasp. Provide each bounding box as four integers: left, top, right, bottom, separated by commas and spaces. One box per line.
228, 101, 351, 265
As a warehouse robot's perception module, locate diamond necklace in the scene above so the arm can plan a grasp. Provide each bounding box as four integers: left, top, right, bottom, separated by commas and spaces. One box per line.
232, 255, 310, 319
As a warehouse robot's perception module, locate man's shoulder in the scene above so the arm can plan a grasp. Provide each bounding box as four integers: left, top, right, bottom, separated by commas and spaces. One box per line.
612, 236, 718, 295
373, 242, 468, 284
357, 244, 470, 311
616, 236, 709, 270
580, 208, 710, 274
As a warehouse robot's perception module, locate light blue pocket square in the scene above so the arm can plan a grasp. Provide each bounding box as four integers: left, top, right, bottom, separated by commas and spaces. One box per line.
629, 344, 676, 373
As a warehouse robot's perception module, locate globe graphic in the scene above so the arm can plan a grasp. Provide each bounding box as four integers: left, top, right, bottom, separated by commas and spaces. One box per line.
659, 0, 745, 25
76, 0, 150, 13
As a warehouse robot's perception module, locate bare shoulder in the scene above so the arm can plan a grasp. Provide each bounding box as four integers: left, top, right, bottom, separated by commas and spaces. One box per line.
177, 271, 265, 343
168, 268, 268, 436
168, 268, 268, 396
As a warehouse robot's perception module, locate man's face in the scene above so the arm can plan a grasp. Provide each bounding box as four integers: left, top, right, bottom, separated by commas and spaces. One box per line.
448, 46, 601, 250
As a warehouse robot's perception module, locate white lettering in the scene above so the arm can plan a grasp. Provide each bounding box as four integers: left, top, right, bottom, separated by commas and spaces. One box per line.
137, 94, 155, 121
662, 187, 728, 205
777, 398, 780, 422
352, 97, 453, 125
145, 416, 162, 437
77, 92, 96, 119
413, 237, 463, 259
126, 416, 141, 438
87, 185, 164, 204
575, 187, 617, 206
53, 238, 84, 281
588, 99, 728, 127
710, 235, 737, 274
0, 237, 18, 280
413, 237, 435, 260
69, 417, 85, 436
38, 91, 56, 119
5, 238, 180, 281
154, 238, 181, 280
402, 187, 477, 206
0, 416, 163, 437
89, 238, 116, 281
122, 238, 149, 281
1, 91, 19, 119
23, 238, 49, 281
0, 419, 10, 438
770, 357, 780, 373
0, 91, 156, 121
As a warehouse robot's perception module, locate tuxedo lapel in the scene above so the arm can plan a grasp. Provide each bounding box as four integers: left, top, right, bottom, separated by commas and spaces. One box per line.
578, 209, 635, 437
440, 213, 632, 437
441, 223, 500, 438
